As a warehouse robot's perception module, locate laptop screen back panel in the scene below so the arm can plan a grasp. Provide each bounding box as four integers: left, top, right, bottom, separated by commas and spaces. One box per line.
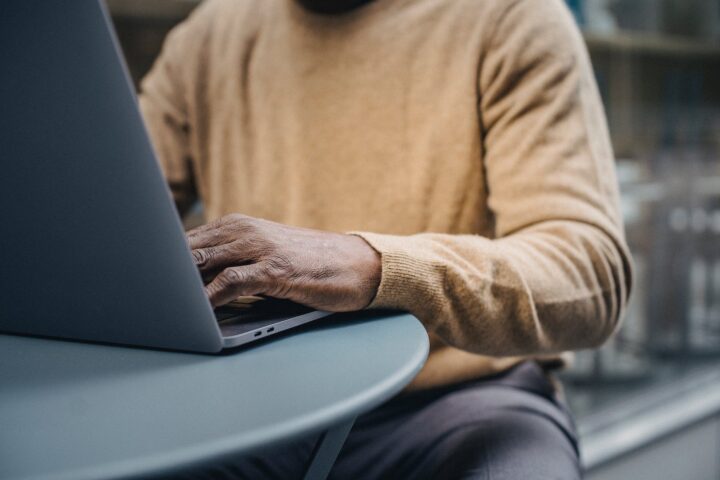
0, 1, 223, 352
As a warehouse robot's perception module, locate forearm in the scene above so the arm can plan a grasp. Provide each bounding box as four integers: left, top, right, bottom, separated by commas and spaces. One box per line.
354, 220, 631, 357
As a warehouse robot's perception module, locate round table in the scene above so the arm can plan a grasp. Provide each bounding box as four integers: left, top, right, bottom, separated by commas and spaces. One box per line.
0, 312, 428, 480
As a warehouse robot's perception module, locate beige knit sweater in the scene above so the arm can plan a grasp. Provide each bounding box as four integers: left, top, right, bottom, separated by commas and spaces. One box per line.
139, 0, 632, 390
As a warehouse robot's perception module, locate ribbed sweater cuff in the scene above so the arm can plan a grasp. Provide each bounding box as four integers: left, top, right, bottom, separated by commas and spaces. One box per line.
349, 232, 445, 312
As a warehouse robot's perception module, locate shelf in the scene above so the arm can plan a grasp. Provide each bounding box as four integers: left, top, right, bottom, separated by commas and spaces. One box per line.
584, 31, 720, 56
570, 360, 720, 469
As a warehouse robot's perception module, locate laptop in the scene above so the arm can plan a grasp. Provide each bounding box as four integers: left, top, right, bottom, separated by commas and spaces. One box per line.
0, 0, 332, 352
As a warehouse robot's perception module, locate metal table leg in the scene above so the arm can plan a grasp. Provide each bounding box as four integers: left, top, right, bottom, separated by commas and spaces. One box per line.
303, 417, 356, 480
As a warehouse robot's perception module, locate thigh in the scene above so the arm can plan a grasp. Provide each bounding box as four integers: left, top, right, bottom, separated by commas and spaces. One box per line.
429, 388, 581, 480
331, 367, 580, 480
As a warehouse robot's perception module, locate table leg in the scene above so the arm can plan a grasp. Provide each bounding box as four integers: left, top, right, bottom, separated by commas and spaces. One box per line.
303, 417, 356, 480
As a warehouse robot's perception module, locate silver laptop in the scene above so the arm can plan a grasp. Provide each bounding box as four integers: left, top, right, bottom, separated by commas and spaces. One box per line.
0, 0, 332, 352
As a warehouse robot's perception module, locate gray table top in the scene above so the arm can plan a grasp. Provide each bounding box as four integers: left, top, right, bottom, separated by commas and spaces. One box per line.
0, 312, 428, 480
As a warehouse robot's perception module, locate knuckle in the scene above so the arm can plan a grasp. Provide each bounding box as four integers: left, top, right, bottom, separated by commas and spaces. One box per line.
220, 267, 243, 286
253, 240, 275, 259
222, 214, 257, 238
208, 216, 227, 229
265, 255, 293, 282
192, 248, 211, 266
226, 213, 247, 225
257, 262, 287, 297
257, 262, 276, 284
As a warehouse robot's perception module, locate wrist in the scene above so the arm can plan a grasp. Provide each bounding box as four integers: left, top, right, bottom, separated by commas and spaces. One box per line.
345, 233, 382, 308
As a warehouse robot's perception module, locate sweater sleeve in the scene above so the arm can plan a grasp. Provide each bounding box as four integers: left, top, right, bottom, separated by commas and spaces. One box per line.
353, 0, 632, 357
138, 2, 216, 214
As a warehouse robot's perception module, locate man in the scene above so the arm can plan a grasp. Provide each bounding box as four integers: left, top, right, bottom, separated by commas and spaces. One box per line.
140, 0, 632, 477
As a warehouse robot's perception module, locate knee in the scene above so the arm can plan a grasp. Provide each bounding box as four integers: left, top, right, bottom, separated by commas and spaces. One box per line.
432, 408, 581, 480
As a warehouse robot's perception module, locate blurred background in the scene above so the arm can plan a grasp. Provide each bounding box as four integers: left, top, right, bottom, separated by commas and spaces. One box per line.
107, 1, 720, 478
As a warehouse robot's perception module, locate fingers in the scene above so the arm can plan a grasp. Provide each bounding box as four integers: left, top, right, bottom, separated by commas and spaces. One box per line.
187, 223, 230, 250
205, 263, 270, 307
192, 245, 231, 274
187, 214, 248, 249
192, 240, 267, 276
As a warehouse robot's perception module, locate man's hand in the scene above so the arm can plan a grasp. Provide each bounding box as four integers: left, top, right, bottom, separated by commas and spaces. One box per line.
187, 214, 382, 310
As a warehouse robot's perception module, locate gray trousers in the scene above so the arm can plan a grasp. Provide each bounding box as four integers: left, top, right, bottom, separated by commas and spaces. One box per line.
177, 361, 581, 479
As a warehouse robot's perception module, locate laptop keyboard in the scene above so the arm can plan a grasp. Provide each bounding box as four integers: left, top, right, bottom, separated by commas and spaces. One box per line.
214, 308, 249, 322
214, 298, 315, 336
